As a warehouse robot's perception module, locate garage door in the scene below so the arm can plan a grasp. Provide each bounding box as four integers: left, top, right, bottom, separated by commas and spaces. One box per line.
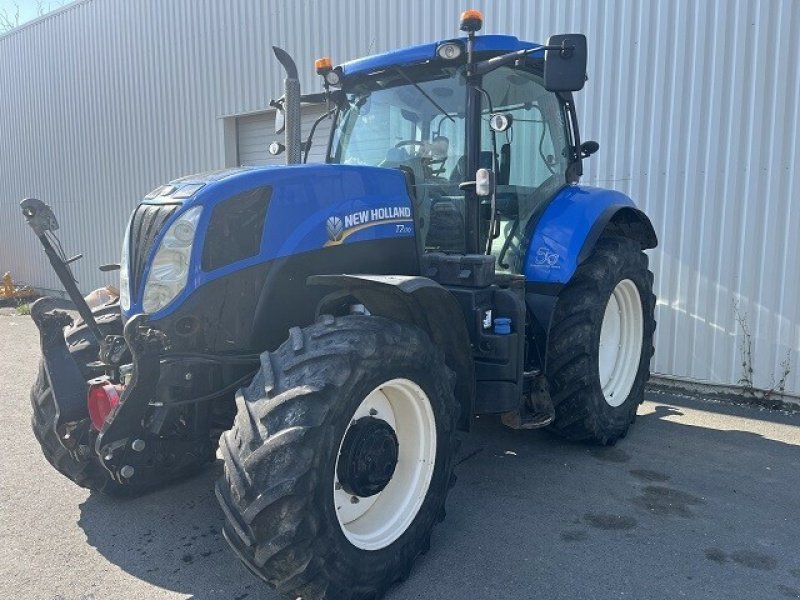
236, 104, 332, 166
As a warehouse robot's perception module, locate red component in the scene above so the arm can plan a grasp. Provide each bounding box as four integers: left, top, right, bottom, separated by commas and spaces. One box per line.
87, 381, 122, 431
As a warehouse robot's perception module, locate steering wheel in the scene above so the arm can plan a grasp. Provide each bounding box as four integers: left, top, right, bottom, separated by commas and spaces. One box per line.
395, 140, 450, 177
395, 140, 427, 150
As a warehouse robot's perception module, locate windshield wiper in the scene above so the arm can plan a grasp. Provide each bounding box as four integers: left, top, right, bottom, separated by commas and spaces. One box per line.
392, 67, 455, 123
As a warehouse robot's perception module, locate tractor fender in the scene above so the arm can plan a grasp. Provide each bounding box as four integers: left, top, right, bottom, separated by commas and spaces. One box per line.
309, 274, 475, 431
523, 186, 657, 370
576, 204, 658, 266
524, 185, 657, 285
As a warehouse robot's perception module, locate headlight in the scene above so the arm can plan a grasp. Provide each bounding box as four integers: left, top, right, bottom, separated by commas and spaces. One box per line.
119, 217, 132, 311
142, 206, 202, 313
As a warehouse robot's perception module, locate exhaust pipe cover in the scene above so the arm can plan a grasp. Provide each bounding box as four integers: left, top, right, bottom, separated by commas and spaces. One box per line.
272, 46, 302, 165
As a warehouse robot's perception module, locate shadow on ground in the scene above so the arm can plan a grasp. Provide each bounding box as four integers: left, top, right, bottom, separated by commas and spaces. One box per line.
77, 396, 800, 600
78, 462, 258, 600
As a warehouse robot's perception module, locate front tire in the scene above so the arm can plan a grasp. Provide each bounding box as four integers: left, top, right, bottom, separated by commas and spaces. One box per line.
216, 315, 460, 600
546, 236, 656, 444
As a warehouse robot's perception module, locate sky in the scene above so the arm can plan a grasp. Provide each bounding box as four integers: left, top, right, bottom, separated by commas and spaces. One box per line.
0, 0, 69, 29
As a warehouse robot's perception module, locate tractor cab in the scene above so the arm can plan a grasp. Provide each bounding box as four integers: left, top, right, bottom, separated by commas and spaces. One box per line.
270, 10, 591, 277
328, 36, 576, 272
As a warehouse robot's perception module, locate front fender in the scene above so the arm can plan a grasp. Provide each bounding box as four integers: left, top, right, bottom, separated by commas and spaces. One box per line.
309, 274, 475, 431
524, 185, 656, 284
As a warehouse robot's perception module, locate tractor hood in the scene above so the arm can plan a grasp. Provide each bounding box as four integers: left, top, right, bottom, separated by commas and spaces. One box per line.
123, 164, 415, 319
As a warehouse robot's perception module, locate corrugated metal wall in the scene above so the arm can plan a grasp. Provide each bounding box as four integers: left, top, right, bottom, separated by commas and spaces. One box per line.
237, 105, 329, 166
1, 0, 798, 395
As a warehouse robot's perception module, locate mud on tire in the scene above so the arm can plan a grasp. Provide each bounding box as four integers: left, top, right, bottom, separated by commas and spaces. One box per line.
216, 315, 460, 600
546, 236, 656, 445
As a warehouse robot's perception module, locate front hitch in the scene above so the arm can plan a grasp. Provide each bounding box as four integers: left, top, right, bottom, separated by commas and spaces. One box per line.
95, 314, 164, 482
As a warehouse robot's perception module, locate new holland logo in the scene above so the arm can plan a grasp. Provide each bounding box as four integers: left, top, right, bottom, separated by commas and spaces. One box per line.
326, 216, 344, 242
325, 206, 413, 246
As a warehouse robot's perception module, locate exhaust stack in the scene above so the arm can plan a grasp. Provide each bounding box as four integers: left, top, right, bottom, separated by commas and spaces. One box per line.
272, 46, 302, 165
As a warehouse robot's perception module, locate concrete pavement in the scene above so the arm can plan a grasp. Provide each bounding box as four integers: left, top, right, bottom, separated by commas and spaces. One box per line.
1, 314, 799, 600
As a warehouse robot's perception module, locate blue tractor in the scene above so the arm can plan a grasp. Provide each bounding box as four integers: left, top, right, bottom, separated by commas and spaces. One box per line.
22, 10, 656, 599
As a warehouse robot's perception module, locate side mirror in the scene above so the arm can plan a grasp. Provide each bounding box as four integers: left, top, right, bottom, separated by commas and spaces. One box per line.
580, 140, 599, 158
543, 34, 587, 92
489, 113, 513, 133
274, 106, 286, 135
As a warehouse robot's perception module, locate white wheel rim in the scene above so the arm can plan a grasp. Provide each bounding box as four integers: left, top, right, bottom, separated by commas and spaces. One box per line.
334, 378, 436, 551
598, 279, 644, 407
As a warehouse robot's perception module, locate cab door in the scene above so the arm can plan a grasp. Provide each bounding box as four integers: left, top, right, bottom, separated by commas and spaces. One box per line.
478, 66, 572, 273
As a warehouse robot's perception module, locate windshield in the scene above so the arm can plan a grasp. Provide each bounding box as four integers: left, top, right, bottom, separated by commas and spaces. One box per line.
329, 66, 466, 184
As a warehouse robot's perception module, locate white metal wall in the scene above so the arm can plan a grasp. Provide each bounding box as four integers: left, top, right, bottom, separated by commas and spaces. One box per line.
1, 0, 798, 395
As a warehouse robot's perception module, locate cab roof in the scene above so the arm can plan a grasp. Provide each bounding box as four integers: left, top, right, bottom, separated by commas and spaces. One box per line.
339, 35, 541, 77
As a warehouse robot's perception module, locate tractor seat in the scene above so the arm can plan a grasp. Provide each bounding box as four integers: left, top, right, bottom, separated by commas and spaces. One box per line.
449, 151, 497, 183
426, 198, 465, 253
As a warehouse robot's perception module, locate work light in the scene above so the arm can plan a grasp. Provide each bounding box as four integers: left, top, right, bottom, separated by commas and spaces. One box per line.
324, 70, 342, 86
437, 42, 462, 60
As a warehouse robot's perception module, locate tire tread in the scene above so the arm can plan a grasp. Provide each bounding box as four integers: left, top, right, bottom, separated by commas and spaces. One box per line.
546, 236, 657, 444
217, 315, 460, 599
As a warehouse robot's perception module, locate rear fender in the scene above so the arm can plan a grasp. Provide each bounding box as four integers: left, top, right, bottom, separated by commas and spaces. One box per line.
524, 186, 657, 369
309, 274, 475, 431
577, 205, 658, 265
524, 185, 657, 285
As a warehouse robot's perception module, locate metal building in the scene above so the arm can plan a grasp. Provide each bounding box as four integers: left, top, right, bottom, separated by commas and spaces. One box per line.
1, 0, 798, 396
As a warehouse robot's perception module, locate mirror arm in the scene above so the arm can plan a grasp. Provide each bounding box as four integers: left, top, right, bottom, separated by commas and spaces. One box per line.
473, 44, 562, 77
303, 107, 336, 163
563, 96, 583, 183
300, 92, 327, 104
270, 92, 333, 107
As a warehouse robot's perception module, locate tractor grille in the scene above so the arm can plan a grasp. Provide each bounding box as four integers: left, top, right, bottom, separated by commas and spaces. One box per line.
129, 203, 178, 292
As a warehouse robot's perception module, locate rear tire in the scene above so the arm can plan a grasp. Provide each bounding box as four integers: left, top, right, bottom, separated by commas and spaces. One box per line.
546, 236, 656, 444
216, 315, 460, 599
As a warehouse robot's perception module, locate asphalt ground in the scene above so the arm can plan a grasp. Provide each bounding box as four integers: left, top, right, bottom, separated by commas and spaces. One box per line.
1, 313, 799, 600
